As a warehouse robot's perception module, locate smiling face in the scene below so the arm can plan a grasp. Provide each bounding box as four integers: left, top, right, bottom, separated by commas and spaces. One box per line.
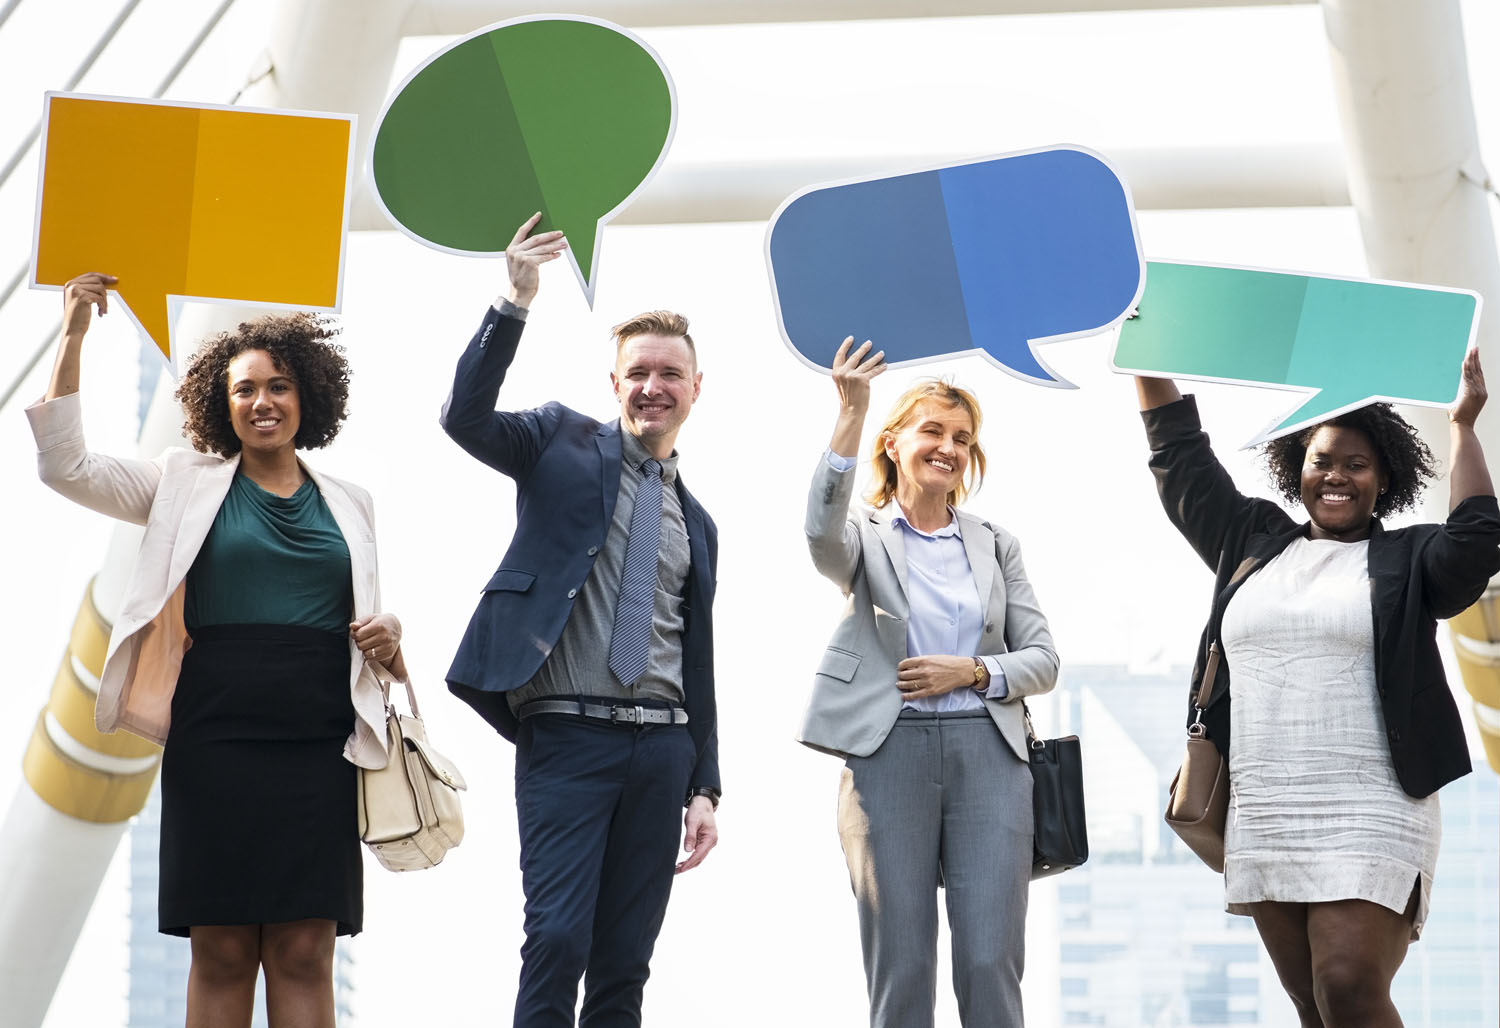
226, 348, 301, 457
1300, 424, 1388, 541
883, 399, 974, 503
611, 332, 701, 456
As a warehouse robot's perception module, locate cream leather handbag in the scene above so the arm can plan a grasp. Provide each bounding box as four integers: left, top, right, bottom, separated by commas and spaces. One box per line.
357, 672, 467, 872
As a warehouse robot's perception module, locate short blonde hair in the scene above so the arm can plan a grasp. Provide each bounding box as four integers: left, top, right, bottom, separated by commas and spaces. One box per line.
611, 310, 695, 363
867, 380, 986, 509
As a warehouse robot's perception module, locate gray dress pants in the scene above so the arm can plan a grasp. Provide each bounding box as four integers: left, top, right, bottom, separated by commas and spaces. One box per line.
838, 709, 1032, 1028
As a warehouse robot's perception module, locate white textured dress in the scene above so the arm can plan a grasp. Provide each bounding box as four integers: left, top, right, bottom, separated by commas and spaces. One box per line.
1219, 536, 1440, 939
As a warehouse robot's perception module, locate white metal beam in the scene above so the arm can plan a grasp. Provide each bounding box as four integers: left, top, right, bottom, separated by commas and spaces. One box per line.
402, 0, 1313, 34
348, 144, 1349, 230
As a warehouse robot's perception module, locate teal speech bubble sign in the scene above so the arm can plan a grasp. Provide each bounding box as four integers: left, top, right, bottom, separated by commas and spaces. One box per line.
1114, 261, 1482, 445
369, 16, 676, 306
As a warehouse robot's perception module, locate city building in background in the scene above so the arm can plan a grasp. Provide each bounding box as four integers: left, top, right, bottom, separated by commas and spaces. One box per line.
1050, 664, 1498, 1027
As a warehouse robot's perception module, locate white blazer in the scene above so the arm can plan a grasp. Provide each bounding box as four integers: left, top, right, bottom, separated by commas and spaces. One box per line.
803, 457, 1059, 761
27, 392, 390, 769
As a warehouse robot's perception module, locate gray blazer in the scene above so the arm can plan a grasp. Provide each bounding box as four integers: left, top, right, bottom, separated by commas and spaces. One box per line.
802, 457, 1059, 761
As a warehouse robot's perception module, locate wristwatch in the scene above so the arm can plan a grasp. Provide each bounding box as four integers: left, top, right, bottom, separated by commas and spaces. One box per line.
686, 786, 721, 811
971, 659, 988, 693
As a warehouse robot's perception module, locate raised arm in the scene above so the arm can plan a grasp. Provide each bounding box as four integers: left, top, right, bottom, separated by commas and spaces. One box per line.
1447, 348, 1493, 510
807, 337, 885, 589
1135, 374, 1182, 412
46, 272, 116, 400
438, 215, 569, 478
1134, 375, 1271, 570
29, 273, 164, 524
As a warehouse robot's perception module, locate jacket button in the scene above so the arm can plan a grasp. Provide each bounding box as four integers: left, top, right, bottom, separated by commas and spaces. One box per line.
985, 622, 995, 633
1387, 727, 1400, 741
567, 588, 578, 598
1378, 687, 1387, 698
587, 546, 599, 556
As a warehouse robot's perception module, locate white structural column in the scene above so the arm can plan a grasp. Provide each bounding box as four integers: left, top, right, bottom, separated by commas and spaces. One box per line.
0, 3, 416, 1024
1321, 0, 1500, 770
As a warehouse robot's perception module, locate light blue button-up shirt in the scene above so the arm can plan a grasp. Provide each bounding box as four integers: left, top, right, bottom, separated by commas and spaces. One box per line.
826, 451, 1008, 711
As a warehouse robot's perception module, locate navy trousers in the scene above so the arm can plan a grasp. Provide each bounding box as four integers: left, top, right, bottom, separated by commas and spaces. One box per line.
512, 713, 696, 1028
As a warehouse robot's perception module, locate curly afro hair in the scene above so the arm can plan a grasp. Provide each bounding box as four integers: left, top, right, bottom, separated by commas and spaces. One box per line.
175, 313, 349, 457
1260, 403, 1436, 520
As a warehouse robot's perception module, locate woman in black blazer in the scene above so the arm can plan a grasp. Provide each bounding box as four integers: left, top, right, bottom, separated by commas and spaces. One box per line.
1136, 350, 1497, 1028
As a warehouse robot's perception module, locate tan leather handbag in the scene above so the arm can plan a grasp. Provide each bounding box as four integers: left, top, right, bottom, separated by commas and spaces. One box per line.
357, 672, 467, 872
1164, 643, 1229, 873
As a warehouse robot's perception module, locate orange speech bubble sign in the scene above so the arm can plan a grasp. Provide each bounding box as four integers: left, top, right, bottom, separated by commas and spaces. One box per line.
32, 94, 354, 366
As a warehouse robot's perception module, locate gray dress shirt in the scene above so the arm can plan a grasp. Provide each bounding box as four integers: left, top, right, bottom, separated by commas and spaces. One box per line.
508, 429, 691, 709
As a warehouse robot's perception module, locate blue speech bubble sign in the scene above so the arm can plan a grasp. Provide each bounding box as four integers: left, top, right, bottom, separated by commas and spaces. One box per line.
765, 146, 1144, 385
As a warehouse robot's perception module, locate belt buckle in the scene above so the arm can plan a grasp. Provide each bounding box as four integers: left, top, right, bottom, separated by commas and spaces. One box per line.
610, 705, 647, 725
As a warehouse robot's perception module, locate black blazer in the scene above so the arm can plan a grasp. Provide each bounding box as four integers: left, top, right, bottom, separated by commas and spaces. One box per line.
440, 307, 720, 793
1144, 395, 1500, 798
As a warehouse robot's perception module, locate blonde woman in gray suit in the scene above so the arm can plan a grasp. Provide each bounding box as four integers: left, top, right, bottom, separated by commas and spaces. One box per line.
803, 337, 1059, 1028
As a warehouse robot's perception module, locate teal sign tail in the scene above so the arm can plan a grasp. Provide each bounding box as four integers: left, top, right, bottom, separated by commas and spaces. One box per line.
1114, 261, 1481, 445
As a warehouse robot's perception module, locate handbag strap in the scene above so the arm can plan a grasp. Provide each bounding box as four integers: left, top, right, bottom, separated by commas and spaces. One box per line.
368, 659, 420, 719
1022, 700, 1042, 750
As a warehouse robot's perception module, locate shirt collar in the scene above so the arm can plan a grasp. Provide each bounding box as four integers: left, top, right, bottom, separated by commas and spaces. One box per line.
622, 429, 679, 484
889, 505, 960, 539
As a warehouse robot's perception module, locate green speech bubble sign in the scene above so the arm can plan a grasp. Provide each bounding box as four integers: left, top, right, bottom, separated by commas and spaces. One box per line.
370, 16, 676, 306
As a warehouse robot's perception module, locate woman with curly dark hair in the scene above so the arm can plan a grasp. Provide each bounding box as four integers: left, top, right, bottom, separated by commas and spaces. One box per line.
27, 272, 406, 1028
1136, 352, 1499, 1028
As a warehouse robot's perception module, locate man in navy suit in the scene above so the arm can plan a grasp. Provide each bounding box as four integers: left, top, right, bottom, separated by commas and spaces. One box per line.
441, 215, 720, 1027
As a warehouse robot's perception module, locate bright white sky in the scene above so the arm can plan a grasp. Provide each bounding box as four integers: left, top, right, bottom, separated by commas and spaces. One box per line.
1, 2, 1498, 1026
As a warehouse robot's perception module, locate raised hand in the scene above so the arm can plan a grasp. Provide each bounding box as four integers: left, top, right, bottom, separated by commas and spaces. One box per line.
1448, 348, 1494, 511
827, 336, 886, 459
46, 272, 118, 400
832, 336, 886, 416
1450, 347, 1487, 427
62, 272, 117, 339
505, 213, 568, 308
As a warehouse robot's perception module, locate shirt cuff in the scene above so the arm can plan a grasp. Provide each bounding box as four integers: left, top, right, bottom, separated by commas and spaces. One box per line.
491, 298, 529, 321
978, 658, 1009, 700
823, 449, 857, 472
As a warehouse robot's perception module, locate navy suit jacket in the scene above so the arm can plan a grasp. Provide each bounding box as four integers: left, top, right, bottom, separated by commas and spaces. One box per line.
440, 307, 720, 793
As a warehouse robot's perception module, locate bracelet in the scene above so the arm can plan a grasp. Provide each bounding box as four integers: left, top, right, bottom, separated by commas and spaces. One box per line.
686, 786, 721, 811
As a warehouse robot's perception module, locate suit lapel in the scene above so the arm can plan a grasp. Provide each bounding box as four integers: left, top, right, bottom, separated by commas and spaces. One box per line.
958, 514, 996, 618
305, 463, 377, 616
597, 421, 623, 527
168, 455, 240, 586
870, 507, 911, 605
677, 474, 712, 598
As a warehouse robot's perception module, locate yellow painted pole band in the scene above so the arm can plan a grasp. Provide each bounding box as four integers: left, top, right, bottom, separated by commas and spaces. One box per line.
68, 582, 111, 679
22, 586, 161, 823
47, 655, 161, 760
1451, 587, 1500, 773
22, 712, 159, 824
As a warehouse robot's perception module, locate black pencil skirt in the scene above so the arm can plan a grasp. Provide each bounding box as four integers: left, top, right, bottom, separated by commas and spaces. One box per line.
158, 624, 362, 937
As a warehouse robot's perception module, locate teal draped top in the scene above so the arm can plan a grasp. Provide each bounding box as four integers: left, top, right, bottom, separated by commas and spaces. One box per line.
185, 472, 353, 633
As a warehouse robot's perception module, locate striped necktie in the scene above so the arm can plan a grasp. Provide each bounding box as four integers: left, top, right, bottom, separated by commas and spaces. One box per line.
608, 458, 663, 687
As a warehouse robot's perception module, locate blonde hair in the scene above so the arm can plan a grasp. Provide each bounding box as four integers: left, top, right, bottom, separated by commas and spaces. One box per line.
611, 310, 695, 364
867, 380, 986, 509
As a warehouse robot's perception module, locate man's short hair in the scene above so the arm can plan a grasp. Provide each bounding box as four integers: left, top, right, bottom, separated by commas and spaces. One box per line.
611, 310, 695, 362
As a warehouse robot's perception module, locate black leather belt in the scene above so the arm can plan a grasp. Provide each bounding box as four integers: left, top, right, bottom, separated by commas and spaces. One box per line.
517, 699, 689, 726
